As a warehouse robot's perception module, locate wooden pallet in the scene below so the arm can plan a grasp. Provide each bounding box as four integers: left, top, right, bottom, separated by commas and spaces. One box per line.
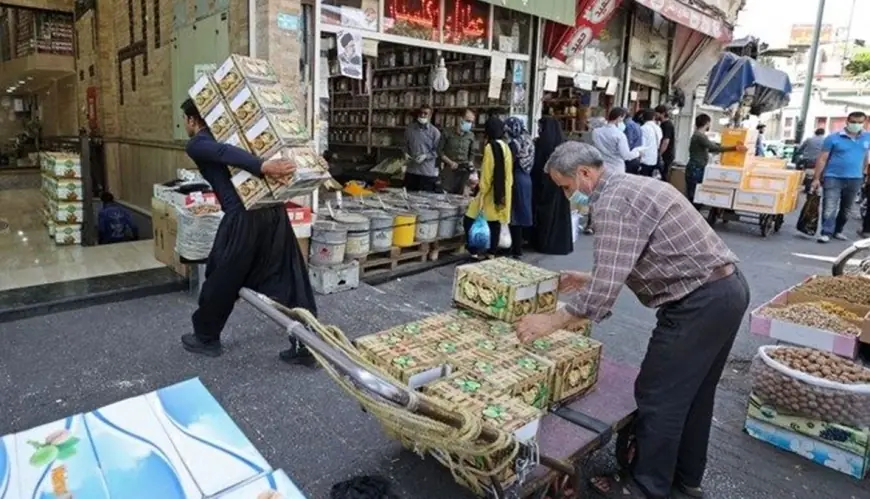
429, 235, 466, 261
360, 242, 430, 277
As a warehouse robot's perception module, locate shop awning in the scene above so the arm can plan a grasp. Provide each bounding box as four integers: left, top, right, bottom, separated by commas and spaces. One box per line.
633, 0, 731, 41
478, 0, 576, 25
703, 52, 792, 113
544, 0, 625, 61
0, 0, 73, 12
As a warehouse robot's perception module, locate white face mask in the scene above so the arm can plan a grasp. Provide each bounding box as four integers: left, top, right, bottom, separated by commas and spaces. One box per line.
617, 122, 626, 133
417, 117, 429, 125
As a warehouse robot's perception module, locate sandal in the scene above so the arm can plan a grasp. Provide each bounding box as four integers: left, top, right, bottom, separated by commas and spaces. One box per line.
589, 472, 647, 498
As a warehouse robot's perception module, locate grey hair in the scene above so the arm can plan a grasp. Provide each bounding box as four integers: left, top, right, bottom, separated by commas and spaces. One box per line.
544, 141, 604, 175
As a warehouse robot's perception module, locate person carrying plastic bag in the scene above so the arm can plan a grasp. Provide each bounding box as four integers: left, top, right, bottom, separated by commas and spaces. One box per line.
463, 117, 513, 258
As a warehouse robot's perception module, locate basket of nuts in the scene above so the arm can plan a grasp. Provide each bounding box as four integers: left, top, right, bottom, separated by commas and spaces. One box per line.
750, 346, 870, 427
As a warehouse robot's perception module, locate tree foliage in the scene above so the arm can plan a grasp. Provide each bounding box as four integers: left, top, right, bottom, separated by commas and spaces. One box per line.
845, 49, 870, 83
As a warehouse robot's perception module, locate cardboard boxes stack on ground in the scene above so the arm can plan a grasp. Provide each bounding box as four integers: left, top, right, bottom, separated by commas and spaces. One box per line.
743, 275, 870, 478
693, 128, 801, 214
39, 152, 84, 245
351, 258, 602, 492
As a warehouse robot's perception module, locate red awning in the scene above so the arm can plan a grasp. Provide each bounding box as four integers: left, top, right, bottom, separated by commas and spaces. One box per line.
634, 0, 732, 42
546, 0, 624, 61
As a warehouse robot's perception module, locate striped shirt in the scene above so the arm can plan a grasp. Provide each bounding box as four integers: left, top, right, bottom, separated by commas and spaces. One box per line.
567, 168, 739, 322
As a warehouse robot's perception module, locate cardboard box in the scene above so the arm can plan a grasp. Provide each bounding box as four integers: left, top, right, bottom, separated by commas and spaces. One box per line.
84, 395, 202, 498
53, 223, 82, 245
741, 168, 802, 193
152, 197, 190, 276
749, 287, 865, 358
145, 378, 271, 497
450, 348, 555, 410
745, 417, 869, 479
41, 152, 82, 179
732, 189, 794, 214
53, 200, 84, 224
45, 177, 83, 201
204, 101, 239, 142
792, 275, 870, 345
298, 236, 309, 264
453, 259, 559, 322
747, 392, 870, 459
719, 127, 758, 167
693, 185, 734, 209
523, 331, 602, 403
243, 114, 310, 159
213, 54, 278, 98
264, 146, 332, 200
702, 164, 745, 189
750, 157, 788, 169
13, 415, 110, 498
214, 469, 307, 499
188, 73, 222, 115
227, 82, 302, 129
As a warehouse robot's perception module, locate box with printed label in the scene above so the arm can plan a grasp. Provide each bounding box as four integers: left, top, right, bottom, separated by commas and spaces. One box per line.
693, 185, 734, 209
224, 130, 252, 153
750, 157, 788, 169
719, 128, 757, 167
741, 168, 802, 193
204, 102, 239, 143
260, 146, 332, 200
453, 261, 544, 322
188, 73, 222, 115
213, 54, 278, 98
227, 82, 301, 129
46, 177, 84, 201
54, 201, 84, 224
243, 114, 310, 159
702, 164, 745, 188
42, 152, 82, 179
53, 223, 82, 245
229, 169, 271, 209
732, 189, 794, 214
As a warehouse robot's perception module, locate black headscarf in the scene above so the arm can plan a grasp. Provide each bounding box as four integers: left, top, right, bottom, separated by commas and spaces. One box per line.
485, 116, 507, 207
533, 117, 565, 181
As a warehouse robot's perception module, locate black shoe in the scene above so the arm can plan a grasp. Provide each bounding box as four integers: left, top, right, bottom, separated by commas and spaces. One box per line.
279, 343, 319, 367
181, 334, 222, 357
675, 482, 704, 498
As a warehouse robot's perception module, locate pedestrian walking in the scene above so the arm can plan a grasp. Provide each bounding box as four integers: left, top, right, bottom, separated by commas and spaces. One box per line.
639, 109, 663, 177
530, 117, 573, 255
810, 111, 870, 243
655, 105, 676, 180
504, 117, 534, 258
515, 141, 750, 499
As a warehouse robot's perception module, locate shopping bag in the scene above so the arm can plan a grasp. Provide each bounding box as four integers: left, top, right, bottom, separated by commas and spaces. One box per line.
796, 193, 820, 236
498, 223, 512, 249
468, 214, 491, 251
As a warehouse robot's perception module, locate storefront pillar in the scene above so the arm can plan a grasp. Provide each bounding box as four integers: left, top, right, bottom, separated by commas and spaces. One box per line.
252, 0, 306, 99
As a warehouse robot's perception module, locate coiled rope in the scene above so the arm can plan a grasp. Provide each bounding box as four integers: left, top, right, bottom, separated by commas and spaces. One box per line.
286, 307, 520, 495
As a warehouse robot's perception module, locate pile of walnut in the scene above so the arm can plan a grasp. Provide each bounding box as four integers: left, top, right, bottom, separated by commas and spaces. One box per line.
752, 347, 870, 427
759, 302, 861, 336
799, 276, 870, 307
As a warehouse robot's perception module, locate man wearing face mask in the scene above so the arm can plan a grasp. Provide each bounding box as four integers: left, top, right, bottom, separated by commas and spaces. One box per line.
515, 141, 749, 499
438, 108, 478, 194
403, 105, 441, 192
592, 107, 648, 173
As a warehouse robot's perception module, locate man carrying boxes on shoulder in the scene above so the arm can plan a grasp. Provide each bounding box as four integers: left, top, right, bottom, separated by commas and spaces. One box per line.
810, 111, 870, 243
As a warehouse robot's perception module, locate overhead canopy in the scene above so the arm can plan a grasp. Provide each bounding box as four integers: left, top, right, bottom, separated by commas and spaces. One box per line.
478, 0, 576, 25
633, 0, 731, 41
703, 52, 792, 113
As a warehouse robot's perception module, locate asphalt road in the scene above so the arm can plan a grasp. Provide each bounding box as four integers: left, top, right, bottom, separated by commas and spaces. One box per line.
1, 211, 869, 499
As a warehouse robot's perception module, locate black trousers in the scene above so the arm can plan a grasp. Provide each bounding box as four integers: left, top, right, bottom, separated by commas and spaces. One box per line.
632, 269, 750, 498
193, 204, 317, 344
639, 163, 658, 177
462, 216, 507, 256
404, 172, 439, 192
626, 159, 642, 175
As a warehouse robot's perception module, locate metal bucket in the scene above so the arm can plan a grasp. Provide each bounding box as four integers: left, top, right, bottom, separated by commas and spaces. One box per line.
333, 212, 371, 261
362, 209, 394, 251
434, 203, 461, 239
414, 205, 440, 242
310, 221, 348, 265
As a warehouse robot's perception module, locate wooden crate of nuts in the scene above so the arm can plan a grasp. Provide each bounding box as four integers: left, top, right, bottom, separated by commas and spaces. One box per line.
750, 346, 870, 428
523, 330, 602, 403
450, 349, 555, 410
453, 259, 559, 322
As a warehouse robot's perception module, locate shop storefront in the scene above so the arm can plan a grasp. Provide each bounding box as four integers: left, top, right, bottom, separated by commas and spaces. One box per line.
311, 0, 565, 179
625, 6, 671, 113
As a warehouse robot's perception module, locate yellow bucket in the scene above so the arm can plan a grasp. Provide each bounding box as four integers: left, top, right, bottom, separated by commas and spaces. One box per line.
392, 212, 417, 247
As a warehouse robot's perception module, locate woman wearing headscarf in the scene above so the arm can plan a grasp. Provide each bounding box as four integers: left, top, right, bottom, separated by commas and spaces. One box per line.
464, 117, 513, 257
530, 117, 573, 255
504, 117, 534, 258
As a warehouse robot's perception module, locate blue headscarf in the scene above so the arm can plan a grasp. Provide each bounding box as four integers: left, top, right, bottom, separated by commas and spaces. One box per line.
504, 117, 534, 174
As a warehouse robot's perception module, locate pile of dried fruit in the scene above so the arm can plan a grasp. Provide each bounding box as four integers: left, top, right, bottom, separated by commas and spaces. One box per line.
758, 303, 861, 336
752, 347, 870, 427
815, 301, 862, 321
800, 276, 870, 307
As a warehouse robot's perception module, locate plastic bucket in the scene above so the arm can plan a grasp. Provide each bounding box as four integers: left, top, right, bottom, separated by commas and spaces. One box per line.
310, 221, 348, 265
362, 209, 394, 251
434, 203, 460, 239
414, 205, 440, 242
392, 211, 417, 247
333, 212, 371, 261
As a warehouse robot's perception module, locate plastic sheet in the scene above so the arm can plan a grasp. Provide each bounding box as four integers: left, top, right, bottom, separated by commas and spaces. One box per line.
176, 204, 223, 261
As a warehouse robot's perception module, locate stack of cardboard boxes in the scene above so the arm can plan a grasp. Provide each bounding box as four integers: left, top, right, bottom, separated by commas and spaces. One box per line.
40, 152, 84, 245
693, 128, 803, 214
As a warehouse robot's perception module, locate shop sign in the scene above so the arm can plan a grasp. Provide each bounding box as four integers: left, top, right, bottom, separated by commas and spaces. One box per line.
86, 87, 98, 130
633, 0, 731, 41
552, 0, 623, 62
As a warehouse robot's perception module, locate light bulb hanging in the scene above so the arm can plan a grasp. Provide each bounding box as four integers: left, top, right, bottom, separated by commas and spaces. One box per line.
432, 52, 450, 92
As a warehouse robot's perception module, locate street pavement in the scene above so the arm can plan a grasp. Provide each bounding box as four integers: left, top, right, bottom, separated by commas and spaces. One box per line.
2, 211, 870, 498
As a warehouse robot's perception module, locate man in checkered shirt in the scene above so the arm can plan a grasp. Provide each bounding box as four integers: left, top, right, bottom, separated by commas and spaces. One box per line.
516, 141, 751, 499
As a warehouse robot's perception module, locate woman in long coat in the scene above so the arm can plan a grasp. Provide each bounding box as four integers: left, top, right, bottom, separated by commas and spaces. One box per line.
530, 117, 573, 255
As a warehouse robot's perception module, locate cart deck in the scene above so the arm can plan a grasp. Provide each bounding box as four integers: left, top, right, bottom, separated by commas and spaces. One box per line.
706, 207, 786, 237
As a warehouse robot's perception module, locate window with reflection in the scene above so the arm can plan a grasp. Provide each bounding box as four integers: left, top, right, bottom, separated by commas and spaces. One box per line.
443, 0, 488, 48
382, 0, 440, 41
321, 0, 379, 31
492, 6, 531, 55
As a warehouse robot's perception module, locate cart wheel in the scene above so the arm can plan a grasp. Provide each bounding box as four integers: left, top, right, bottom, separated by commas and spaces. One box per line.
774, 214, 784, 233
615, 426, 637, 469
707, 208, 719, 226
759, 214, 773, 237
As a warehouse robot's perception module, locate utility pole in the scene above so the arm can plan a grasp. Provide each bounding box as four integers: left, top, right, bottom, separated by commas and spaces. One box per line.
795, 0, 826, 143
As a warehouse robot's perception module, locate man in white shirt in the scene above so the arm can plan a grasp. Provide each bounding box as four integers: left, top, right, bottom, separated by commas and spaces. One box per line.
592, 107, 647, 173
639, 109, 663, 177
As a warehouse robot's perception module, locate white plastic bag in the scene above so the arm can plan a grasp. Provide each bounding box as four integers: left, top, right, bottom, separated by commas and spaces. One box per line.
750, 345, 870, 427
176, 203, 223, 261
498, 223, 512, 249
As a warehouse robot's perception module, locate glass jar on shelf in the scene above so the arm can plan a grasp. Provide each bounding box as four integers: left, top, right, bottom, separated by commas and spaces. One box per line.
493, 6, 531, 54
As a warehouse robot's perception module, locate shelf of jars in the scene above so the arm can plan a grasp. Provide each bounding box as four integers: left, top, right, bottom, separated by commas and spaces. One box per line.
542, 76, 615, 138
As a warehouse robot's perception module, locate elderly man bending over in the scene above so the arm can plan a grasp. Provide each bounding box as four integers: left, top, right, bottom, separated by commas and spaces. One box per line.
515, 141, 750, 499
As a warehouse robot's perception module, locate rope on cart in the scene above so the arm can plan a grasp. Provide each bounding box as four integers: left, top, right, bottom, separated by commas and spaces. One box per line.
286, 307, 520, 495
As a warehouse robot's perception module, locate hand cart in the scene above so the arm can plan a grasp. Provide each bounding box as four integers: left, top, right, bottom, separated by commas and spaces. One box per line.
238, 288, 638, 498
706, 207, 786, 238
832, 238, 870, 277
